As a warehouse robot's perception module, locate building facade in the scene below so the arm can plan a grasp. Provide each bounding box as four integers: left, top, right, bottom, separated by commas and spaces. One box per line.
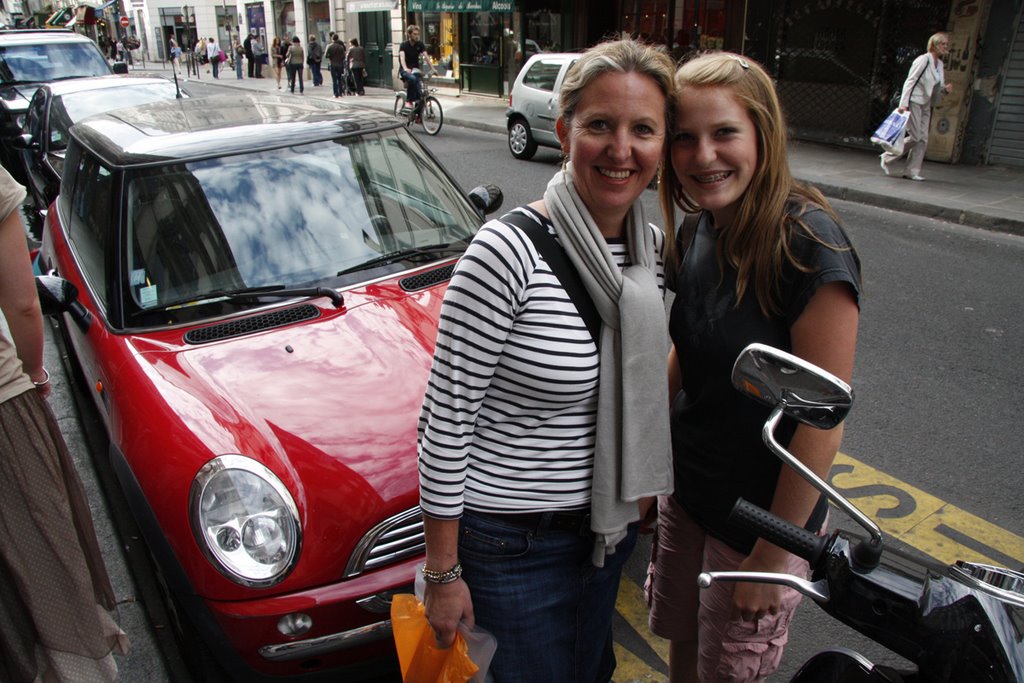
124, 0, 1021, 166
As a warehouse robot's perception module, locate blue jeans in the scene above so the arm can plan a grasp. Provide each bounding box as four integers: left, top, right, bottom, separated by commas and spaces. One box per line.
286, 63, 303, 92
310, 61, 323, 86
459, 512, 638, 683
404, 71, 423, 110
329, 64, 344, 96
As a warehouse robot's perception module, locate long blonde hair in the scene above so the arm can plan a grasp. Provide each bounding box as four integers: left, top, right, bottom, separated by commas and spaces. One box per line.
659, 52, 841, 316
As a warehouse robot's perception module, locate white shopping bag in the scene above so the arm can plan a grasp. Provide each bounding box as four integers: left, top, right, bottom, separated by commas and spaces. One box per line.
870, 109, 910, 155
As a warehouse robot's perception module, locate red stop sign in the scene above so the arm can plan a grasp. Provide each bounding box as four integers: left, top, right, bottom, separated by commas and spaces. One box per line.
120, 16, 129, 27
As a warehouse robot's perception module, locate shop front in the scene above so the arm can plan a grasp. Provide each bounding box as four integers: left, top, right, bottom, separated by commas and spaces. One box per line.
407, 0, 514, 97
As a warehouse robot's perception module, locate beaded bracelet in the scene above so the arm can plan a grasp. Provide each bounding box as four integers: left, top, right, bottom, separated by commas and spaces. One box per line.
32, 367, 51, 387
421, 562, 462, 585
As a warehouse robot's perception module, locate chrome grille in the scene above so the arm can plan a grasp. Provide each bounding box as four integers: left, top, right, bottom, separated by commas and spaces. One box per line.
344, 507, 424, 578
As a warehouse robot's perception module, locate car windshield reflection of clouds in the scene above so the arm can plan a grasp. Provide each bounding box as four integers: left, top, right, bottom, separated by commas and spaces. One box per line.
125, 130, 479, 323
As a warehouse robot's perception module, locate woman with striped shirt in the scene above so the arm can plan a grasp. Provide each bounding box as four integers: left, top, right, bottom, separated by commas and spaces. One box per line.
417, 39, 675, 682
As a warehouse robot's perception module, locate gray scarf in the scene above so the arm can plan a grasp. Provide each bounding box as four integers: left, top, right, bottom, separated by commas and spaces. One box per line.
543, 166, 673, 566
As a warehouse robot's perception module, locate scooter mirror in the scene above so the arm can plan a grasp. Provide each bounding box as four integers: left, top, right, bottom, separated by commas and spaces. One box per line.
731, 343, 853, 430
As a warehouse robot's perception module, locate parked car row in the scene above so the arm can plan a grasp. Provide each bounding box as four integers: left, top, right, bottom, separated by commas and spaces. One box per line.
7, 32, 506, 681
0, 28, 127, 183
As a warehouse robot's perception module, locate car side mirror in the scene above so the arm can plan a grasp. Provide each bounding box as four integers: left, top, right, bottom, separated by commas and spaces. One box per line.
12, 133, 37, 150
731, 343, 853, 430
467, 184, 503, 217
111, 61, 129, 75
35, 275, 92, 331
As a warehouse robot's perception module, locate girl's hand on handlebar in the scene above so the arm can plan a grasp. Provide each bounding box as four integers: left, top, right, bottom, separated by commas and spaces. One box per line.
731, 553, 790, 621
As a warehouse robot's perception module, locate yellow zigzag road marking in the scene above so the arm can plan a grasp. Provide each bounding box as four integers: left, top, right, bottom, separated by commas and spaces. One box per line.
832, 453, 1024, 567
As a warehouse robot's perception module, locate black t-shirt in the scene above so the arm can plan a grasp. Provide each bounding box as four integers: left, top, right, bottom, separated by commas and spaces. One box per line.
669, 205, 862, 554
399, 40, 426, 72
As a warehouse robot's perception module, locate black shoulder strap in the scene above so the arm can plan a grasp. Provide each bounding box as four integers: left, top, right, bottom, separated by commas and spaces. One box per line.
667, 211, 701, 292
500, 211, 601, 345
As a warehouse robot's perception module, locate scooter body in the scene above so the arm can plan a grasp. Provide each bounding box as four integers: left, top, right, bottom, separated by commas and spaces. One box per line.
705, 344, 1024, 683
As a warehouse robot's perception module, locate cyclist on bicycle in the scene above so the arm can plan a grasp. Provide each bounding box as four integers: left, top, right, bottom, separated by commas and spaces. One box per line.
399, 24, 430, 118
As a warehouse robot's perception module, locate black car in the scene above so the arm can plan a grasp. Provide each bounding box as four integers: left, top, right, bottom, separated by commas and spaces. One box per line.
0, 29, 124, 181
16, 75, 183, 220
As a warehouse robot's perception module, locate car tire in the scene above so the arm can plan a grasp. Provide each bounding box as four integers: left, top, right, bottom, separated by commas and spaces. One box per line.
508, 118, 538, 160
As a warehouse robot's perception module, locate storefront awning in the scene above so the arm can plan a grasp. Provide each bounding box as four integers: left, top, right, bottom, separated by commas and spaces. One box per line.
407, 0, 513, 12
347, 0, 397, 12
44, 5, 74, 27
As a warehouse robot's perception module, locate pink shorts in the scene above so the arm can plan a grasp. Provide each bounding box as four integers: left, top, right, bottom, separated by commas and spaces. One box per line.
646, 495, 814, 682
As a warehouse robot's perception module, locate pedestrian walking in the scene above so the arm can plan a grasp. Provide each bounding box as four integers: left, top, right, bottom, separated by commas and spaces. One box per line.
244, 30, 255, 78
285, 35, 305, 94
307, 34, 323, 87
168, 36, 181, 71
348, 38, 366, 95
272, 36, 285, 88
252, 34, 266, 78
325, 33, 347, 97
880, 32, 953, 182
206, 37, 222, 78
234, 39, 244, 79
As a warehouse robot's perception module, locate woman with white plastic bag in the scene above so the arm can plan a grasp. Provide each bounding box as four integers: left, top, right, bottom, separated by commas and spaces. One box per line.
879, 31, 953, 181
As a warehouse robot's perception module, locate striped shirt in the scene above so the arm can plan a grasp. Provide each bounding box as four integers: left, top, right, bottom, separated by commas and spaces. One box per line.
418, 207, 666, 519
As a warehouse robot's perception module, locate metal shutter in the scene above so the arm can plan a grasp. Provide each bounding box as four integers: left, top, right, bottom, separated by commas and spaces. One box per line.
989, 10, 1024, 167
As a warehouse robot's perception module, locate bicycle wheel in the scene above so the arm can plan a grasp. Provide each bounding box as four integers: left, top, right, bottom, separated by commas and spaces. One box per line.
393, 94, 404, 118
421, 96, 443, 135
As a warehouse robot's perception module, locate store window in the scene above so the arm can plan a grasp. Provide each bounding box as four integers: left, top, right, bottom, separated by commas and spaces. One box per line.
622, 0, 670, 45
306, 0, 329, 45
467, 12, 504, 66
414, 12, 459, 80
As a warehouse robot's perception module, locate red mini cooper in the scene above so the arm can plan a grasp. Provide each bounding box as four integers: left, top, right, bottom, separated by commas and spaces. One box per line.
34, 93, 502, 681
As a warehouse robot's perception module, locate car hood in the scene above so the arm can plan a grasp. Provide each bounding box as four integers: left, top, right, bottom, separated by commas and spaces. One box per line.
126, 286, 445, 514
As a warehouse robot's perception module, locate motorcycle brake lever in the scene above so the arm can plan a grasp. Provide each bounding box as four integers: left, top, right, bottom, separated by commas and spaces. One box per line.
698, 571, 830, 603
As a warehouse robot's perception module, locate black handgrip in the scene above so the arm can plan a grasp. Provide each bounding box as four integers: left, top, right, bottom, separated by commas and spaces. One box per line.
729, 499, 827, 567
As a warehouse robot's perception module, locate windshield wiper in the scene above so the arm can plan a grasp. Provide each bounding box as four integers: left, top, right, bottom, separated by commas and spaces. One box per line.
336, 244, 465, 277
164, 284, 344, 310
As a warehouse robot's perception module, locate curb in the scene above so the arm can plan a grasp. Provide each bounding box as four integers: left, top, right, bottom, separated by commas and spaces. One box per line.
806, 182, 1024, 237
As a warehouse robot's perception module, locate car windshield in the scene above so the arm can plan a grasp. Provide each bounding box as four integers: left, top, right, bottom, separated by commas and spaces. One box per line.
49, 82, 180, 151
0, 43, 110, 84
124, 128, 481, 325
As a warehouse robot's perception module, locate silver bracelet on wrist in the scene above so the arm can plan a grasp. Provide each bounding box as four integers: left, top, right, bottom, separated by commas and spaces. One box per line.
32, 367, 51, 387
421, 562, 462, 585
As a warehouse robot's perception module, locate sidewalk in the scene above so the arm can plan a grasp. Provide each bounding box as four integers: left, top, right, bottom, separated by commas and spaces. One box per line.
139, 60, 1024, 236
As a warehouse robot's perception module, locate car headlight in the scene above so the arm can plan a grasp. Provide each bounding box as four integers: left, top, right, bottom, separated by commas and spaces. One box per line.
189, 455, 301, 588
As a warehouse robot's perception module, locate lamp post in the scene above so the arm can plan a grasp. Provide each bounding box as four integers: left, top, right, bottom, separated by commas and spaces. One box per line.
182, 5, 196, 77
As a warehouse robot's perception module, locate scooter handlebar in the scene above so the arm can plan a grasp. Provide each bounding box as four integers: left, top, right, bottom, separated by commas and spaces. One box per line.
730, 498, 827, 566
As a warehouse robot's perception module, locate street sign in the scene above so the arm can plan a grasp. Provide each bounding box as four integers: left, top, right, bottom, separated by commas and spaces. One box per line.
120, 16, 129, 27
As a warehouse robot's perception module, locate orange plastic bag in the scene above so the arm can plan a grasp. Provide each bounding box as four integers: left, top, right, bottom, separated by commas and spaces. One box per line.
391, 593, 479, 683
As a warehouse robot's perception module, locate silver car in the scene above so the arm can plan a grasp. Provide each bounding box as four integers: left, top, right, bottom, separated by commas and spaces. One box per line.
506, 52, 579, 160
